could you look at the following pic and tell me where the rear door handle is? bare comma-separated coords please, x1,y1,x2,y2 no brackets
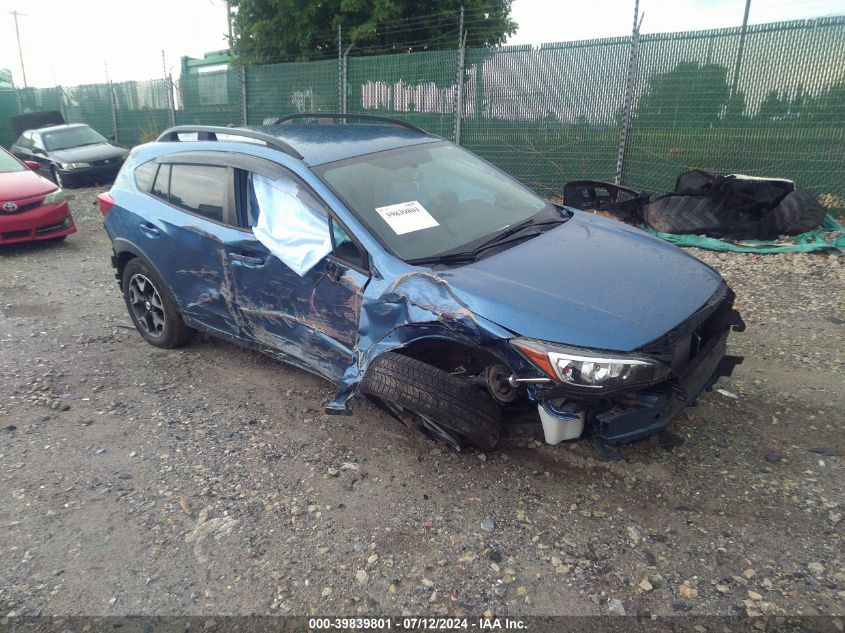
229,252,265,267
139,222,160,237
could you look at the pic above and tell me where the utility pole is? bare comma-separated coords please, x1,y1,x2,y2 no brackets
10,10,27,87
731,0,752,97
226,0,233,46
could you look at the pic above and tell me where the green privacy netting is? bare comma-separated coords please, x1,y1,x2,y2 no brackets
645,214,845,254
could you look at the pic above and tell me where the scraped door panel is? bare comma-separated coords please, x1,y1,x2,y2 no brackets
138,163,241,336
228,233,366,382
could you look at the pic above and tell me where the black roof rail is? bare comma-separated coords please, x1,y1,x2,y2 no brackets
273,113,426,135
156,125,304,160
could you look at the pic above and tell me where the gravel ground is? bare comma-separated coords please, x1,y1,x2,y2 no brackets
1,187,843,618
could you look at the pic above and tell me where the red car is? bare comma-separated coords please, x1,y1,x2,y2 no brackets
0,146,75,245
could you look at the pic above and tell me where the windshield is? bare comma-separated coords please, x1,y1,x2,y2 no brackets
43,126,108,151
0,150,25,173
316,142,553,261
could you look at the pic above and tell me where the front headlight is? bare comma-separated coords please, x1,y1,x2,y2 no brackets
43,189,67,205
59,162,90,170
511,337,670,392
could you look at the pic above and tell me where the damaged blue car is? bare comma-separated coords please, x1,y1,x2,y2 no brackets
100,114,745,456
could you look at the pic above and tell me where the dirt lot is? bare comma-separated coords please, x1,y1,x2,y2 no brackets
1,187,843,619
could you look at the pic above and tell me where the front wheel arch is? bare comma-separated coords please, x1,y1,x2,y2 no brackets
392,335,508,376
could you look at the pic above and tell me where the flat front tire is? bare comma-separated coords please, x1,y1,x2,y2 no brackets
361,352,501,451
121,258,194,348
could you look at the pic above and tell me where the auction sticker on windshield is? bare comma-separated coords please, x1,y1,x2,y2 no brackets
375,201,439,235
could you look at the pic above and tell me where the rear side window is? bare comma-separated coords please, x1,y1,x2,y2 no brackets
168,165,226,223
169,165,227,222
152,164,170,199
134,161,158,192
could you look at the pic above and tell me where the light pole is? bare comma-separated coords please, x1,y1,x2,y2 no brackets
9,10,27,88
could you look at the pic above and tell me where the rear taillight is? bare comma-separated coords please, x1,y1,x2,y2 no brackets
97,192,115,217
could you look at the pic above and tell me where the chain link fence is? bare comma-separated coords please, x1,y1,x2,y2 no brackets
247,58,340,125
624,17,845,201
347,49,460,140
461,40,631,200
1,16,843,209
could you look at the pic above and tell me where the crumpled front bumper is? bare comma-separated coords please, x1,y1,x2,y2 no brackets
524,283,745,447
592,330,741,445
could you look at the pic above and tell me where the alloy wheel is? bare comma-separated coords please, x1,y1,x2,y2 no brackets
128,274,166,338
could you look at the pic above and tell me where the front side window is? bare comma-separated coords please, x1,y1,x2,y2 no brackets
0,150,25,173
168,164,226,223
15,132,32,150
316,141,552,261
331,219,366,270
42,126,108,151
249,172,333,276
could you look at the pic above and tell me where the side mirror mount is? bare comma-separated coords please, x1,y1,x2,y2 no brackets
23,160,40,170
108,134,116,142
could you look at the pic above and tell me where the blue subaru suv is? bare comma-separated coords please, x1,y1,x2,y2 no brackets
100,114,744,456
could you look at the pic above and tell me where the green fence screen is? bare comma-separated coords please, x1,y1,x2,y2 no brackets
247,58,339,125
1,17,843,210
624,17,845,203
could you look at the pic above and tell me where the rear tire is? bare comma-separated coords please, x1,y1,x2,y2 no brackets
121,258,195,348
361,352,501,451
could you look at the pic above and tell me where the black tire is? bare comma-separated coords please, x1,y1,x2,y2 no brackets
50,166,65,189
121,258,195,348
361,352,501,451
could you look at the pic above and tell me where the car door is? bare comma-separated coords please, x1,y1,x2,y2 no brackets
11,132,38,168
27,132,53,178
226,168,370,383
130,158,243,336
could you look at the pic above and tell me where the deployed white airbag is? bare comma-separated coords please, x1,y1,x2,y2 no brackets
251,173,332,276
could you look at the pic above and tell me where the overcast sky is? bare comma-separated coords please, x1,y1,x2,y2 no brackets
0,0,842,88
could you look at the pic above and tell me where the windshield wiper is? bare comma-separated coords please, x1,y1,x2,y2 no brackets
475,216,568,252
407,217,569,267
406,252,479,266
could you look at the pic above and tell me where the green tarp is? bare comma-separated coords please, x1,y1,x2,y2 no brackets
645,214,845,254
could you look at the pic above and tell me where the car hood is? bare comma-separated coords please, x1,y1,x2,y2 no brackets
438,211,724,351
0,170,57,200
49,143,124,163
